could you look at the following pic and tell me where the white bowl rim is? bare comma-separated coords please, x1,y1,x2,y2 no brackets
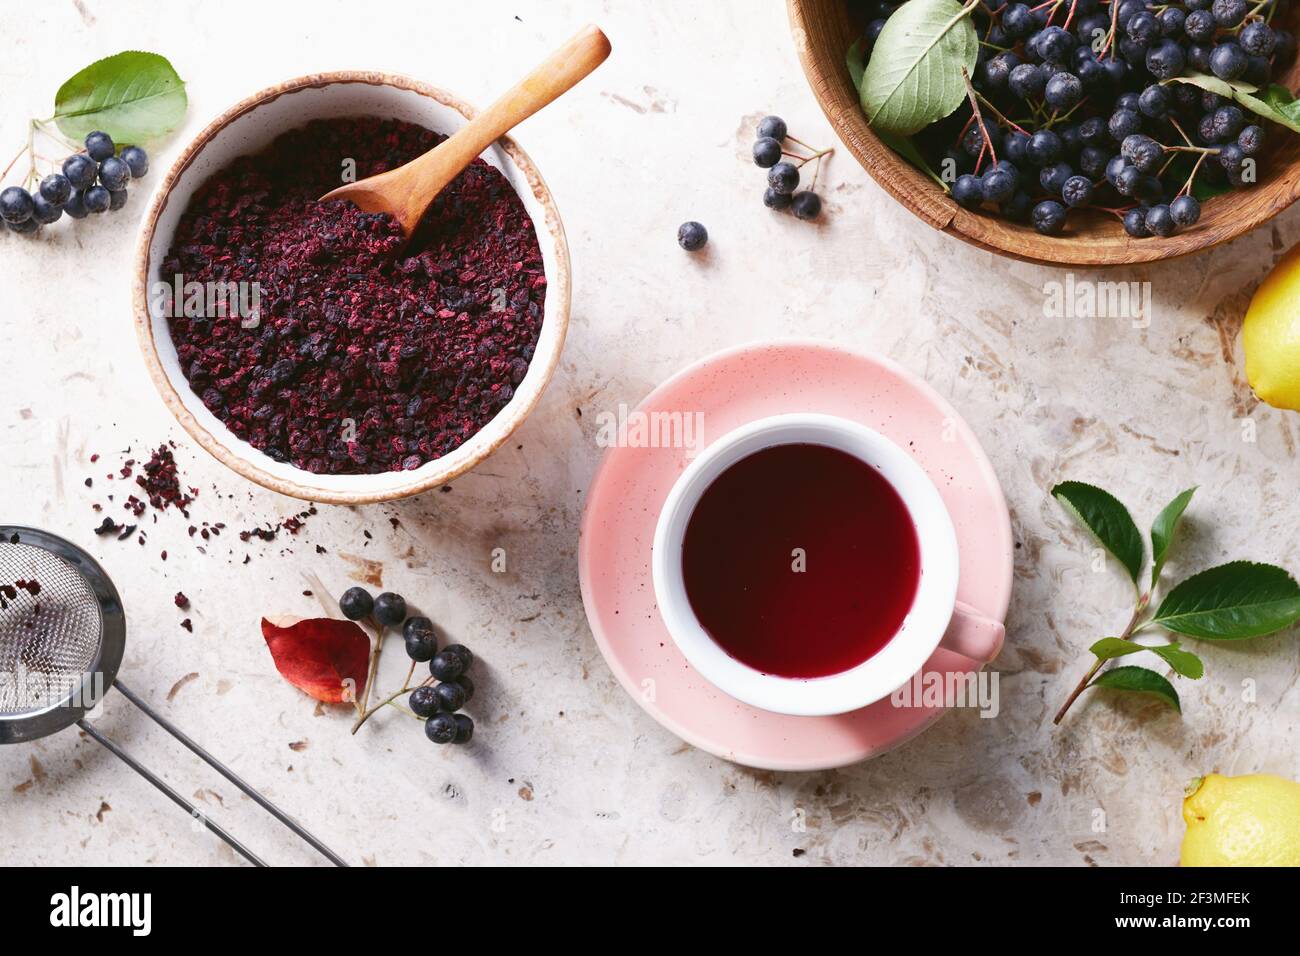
132,71,571,504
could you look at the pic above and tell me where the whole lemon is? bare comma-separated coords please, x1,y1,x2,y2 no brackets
1181,772,1300,866
1243,244,1300,411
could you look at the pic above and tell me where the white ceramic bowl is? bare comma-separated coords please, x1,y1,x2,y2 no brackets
132,72,570,504
652,413,961,716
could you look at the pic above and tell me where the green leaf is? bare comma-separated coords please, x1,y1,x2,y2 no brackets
1170,74,1300,134
1051,481,1145,587
1089,638,1204,679
53,51,187,144
1150,487,1196,588
847,36,868,90
1169,72,1255,100
859,0,979,136
1152,561,1300,639
1090,665,1181,712
878,130,950,192
1236,84,1300,135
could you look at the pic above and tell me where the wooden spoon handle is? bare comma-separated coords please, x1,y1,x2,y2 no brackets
397,24,611,226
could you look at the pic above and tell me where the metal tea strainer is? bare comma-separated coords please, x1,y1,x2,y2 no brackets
0,526,347,866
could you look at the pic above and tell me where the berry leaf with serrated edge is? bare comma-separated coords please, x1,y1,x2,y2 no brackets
53,51,187,144
261,616,369,704
1151,561,1300,639
1150,487,1196,588
859,0,980,137
1089,637,1204,679
1051,481,1145,587
1090,665,1181,712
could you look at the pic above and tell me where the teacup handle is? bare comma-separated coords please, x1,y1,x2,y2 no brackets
938,601,1005,665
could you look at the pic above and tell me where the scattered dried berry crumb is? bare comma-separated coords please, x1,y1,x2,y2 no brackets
180,618,193,633
137,444,195,515
238,506,318,543
174,592,190,610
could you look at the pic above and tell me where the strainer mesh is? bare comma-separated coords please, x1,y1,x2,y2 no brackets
0,542,103,715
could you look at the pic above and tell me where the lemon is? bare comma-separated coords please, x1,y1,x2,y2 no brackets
1243,243,1300,411
1181,772,1300,866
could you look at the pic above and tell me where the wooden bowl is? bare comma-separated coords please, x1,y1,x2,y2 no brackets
788,0,1300,265
133,72,570,505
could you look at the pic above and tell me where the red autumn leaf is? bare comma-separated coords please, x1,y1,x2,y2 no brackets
261,617,370,704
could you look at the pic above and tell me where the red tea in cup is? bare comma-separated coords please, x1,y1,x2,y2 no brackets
680,443,920,678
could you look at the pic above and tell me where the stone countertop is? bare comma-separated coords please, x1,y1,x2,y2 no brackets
2,0,1299,867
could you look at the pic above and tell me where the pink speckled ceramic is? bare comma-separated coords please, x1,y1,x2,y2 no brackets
577,339,1013,771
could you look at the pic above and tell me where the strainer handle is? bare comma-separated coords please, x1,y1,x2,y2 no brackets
114,680,348,867
77,718,267,867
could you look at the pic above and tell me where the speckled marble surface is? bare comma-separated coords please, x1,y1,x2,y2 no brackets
2,0,1299,867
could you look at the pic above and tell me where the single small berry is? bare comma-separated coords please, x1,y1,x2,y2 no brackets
108,188,128,212
443,643,474,668
763,186,793,210
454,674,475,705
434,681,467,713
1026,129,1063,166
338,586,374,620
409,685,440,718
39,173,72,206
83,185,111,213
403,616,438,661
430,650,466,682
373,592,407,626
677,220,708,251
6,216,39,235
1170,194,1202,226
98,156,130,191
756,115,787,141
952,174,984,209
1123,207,1151,238
753,137,782,168
424,712,458,744
62,154,97,190
767,161,799,194
1211,0,1247,28
1031,199,1067,235
1145,203,1177,237
30,194,62,225
0,187,34,224
84,131,115,162
120,145,149,178
1061,175,1093,207
1238,125,1265,156
63,190,89,219
790,191,822,220
452,714,474,744
1209,42,1248,80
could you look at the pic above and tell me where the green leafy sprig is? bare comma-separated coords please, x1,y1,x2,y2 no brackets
1051,482,1300,723
1,51,185,192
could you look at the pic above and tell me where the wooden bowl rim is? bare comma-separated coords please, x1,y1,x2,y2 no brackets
786,0,1300,266
132,70,572,505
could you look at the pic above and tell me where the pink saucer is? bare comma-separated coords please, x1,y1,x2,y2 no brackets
577,340,1013,771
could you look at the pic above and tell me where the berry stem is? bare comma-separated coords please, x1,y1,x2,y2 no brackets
350,657,419,734
961,67,998,166
1178,151,1208,197
975,92,1030,135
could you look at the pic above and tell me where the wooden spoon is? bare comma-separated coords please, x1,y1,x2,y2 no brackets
321,24,611,237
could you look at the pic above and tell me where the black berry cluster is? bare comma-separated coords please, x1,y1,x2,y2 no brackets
851,0,1297,238
339,586,476,745
751,114,830,220
0,130,149,235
